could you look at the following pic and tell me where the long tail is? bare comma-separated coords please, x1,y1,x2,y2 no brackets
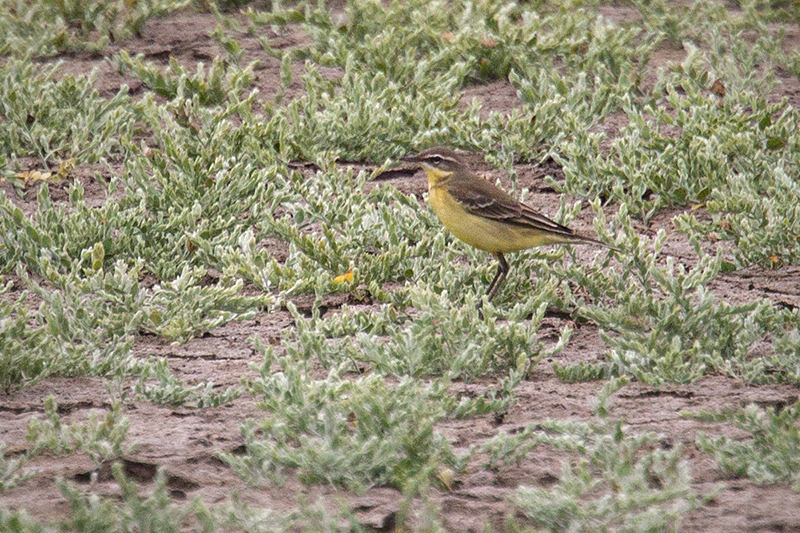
570,232,620,252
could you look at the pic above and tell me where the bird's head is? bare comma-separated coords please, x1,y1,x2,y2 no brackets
402,147,466,185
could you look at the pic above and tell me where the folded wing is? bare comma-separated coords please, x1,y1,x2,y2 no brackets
448,176,577,238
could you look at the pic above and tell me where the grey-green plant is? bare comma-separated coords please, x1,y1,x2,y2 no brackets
0,464,330,532
0,0,191,58
0,240,272,390
551,361,612,383
25,396,133,467
551,16,796,224
0,58,136,169
243,0,661,162
0,281,46,392
212,24,246,66
556,79,795,221
550,204,800,386
59,462,209,533
252,0,654,86
499,379,701,532
0,509,51,533
0,444,34,492
266,57,471,162
689,401,800,490
0,264,138,392
134,358,242,408
511,420,697,532
231,162,435,293
111,51,258,106
629,0,728,48
220,339,468,493
284,281,569,379
673,144,800,269
0,0,798,527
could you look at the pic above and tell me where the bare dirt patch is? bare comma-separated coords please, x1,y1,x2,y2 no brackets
1,4,800,532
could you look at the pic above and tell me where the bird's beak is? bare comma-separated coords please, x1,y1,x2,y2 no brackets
369,152,421,181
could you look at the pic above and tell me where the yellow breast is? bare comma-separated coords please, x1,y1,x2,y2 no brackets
427,180,561,254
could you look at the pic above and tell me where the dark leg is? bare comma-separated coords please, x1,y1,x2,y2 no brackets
485,253,509,303
483,259,504,302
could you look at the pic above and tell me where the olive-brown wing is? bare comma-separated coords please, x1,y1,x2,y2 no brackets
446,175,578,238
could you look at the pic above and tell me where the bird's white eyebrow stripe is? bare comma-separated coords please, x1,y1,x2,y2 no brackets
423,154,460,164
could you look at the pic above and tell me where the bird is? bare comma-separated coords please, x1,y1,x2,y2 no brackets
402,146,613,306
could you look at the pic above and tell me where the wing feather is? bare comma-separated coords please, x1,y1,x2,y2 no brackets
447,176,577,238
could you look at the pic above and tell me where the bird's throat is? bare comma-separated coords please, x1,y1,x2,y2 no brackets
422,167,453,188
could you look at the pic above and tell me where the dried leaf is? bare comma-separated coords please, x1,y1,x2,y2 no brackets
18,170,53,185
333,269,354,284
56,159,74,180
710,78,726,98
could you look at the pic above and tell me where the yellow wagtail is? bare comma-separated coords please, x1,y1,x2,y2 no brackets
403,147,612,304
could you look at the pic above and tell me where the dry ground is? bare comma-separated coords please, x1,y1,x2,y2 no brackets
1,3,800,531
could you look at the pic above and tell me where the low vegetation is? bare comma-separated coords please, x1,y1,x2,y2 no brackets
1,0,798,530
